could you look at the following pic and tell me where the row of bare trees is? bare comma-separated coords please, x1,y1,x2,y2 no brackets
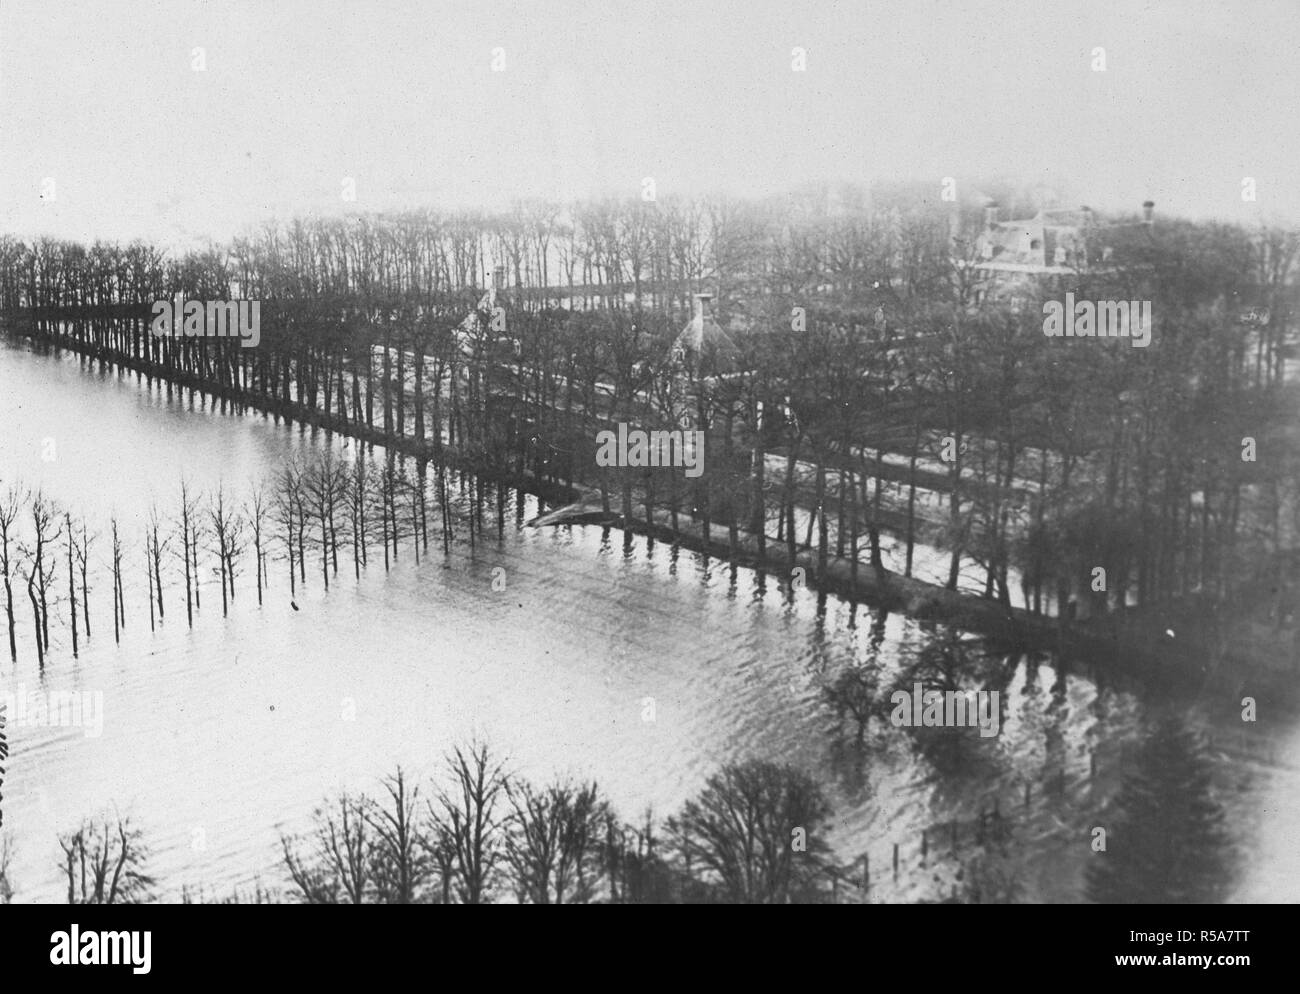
0,452,475,667
0,744,843,904
279,747,642,905
277,743,841,904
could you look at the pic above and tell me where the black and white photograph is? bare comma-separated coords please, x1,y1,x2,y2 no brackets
0,0,1294,964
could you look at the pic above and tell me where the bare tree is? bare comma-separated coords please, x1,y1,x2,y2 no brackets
363,767,431,903
505,778,610,904
64,513,78,657
822,665,880,744
71,516,93,643
109,516,125,643
147,505,168,622
248,483,269,606
279,836,338,904
20,492,61,667
348,455,369,579
58,814,155,904
0,487,22,662
281,791,372,904
176,481,202,626
145,532,155,632
275,464,306,597
667,760,834,904
304,454,348,590
426,739,510,904
208,487,245,617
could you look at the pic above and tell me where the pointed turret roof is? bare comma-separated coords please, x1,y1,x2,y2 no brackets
670,293,739,372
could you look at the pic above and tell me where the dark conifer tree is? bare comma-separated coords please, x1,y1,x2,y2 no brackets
1087,717,1233,903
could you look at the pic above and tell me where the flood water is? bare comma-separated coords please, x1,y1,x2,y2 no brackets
0,336,1295,903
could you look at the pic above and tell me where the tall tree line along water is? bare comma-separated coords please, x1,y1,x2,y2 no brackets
1,185,1295,637
0,185,1296,903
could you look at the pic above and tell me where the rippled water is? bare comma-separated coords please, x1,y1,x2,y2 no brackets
0,338,1295,903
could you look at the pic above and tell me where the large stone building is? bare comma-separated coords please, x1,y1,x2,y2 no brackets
969,200,1155,306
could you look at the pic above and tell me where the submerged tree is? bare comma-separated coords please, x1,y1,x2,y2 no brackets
823,664,881,744
71,516,93,645
0,486,21,662
176,481,202,626
208,487,245,617
20,492,60,667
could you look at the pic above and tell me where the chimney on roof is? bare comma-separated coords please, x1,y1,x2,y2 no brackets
492,266,506,290
984,202,999,230
1142,200,1155,226
1081,205,1094,226
694,292,713,322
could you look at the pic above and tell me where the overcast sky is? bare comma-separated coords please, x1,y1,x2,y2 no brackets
1,0,1296,250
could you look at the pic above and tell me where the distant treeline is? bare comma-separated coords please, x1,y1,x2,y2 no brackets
1,181,1297,624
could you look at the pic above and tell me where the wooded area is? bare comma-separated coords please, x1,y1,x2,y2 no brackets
1,182,1296,664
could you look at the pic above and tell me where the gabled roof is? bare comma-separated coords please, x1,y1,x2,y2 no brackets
670,308,740,372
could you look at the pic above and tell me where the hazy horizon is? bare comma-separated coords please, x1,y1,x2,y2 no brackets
3,0,1297,251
